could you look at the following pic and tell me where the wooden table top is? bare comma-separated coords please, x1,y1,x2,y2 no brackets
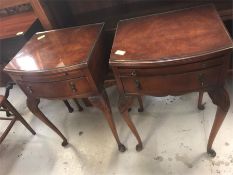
110,5,233,64
0,11,37,40
4,23,104,72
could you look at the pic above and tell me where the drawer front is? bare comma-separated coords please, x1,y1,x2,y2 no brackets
19,77,92,99
19,69,85,82
118,57,224,76
120,66,222,95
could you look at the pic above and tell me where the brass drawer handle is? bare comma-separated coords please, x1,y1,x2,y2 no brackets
131,70,137,77
131,70,141,90
135,79,141,90
69,82,77,93
26,86,33,94
198,73,206,87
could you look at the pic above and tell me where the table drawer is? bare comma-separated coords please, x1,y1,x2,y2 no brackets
120,66,222,95
19,69,85,82
18,77,91,99
118,57,224,76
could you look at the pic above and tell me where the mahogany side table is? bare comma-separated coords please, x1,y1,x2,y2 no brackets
110,5,233,156
4,23,126,152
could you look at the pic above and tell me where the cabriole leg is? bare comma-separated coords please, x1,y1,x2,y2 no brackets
73,98,83,111
198,91,205,110
119,95,143,151
137,95,144,112
82,98,92,107
63,100,74,113
207,88,230,157
27,98,68,146
89,90,126,152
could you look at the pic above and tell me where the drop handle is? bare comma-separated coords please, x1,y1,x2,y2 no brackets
134,79,142,90
26,86,33,94
131,70,141,90
69,82,77,93
131,70,137,77
198,73,206,87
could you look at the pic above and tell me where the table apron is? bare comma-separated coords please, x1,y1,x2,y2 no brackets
119,65,223,96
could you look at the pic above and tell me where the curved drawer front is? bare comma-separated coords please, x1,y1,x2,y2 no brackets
19,77,91,99
120,66,222,95
118,56,224,76
18,69,85,82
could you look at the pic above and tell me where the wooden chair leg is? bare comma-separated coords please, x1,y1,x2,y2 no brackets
6,110,12,117
0,99,36,144
73,98,83,111
3,100,36,135
2,82,15,117
0,118,16,144
63,100,74,113
0,107,12,117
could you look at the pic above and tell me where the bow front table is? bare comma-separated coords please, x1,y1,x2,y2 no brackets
110,5,232,156
4,23,126,152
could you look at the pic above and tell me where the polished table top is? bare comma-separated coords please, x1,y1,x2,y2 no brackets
4,23,103,72
110,5,232,64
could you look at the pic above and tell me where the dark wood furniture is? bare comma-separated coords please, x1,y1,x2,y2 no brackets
0,0,57,30
63,1,233,73
0,11,43,86
4,23,126,152
0,11,37,40
0,82,36,144
0,0,55,86
110,5,233,157
60,1,232,110
65,0,233,29
43,1,232,109
0,0,83,113
0,0,75,86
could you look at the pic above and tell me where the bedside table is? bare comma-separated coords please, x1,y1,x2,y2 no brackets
110,5,233,156
4,23,126,152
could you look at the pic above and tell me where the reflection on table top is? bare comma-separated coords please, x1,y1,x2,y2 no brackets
110,5,232,64
4,23,104,72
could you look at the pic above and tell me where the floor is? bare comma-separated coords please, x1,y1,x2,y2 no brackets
0,78,232,175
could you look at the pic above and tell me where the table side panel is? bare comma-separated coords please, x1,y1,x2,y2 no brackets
88,29,108,90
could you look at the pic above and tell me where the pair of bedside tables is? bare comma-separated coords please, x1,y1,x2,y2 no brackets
4,5,232,156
